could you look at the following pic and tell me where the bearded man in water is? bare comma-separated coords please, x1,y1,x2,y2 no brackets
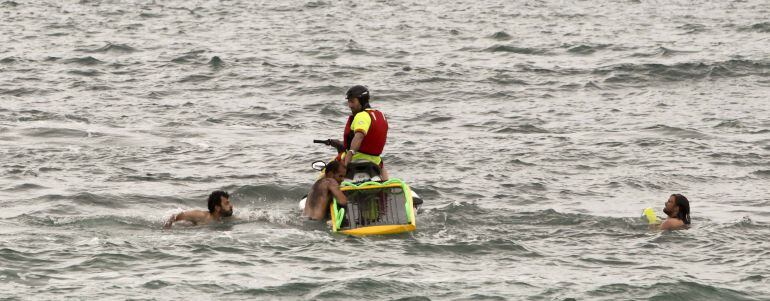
661,193,691,230
164,190,233,228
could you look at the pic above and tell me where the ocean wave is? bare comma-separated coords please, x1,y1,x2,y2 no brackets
19,127,92,138
81,42,138,54
35,192,188,210
178,74,214,83
713,119,746,129
427,116,453,122
121,172,186,182
67,69,103,77
493,124,549,134
143,279,172,289
16,214,156,229
722,216,770,230
0,56,21,64
0,87,40,97
147,90,180,99
6,109,59,122
304,1,329,8
483,44,548,55
171,50,207,63
739,22,770,33
564,43,611,55
237,207,303,226
306,278,437,300
414,76,455,83
597,59,770,84
579,256,637,266
588,281,758,301
0,247,58,266
290,84,340,96
227,111,281,121
515,64,576,75
751,170,770,178
405,112,453,123
319,105,346,117
67,253,140,270
139,12,165,18
708,152,766,167
677,23,708,34
643,125,708,139
630,46,698,58
489,31,512,40
228,281,323,298
426,204,648,232
231,184,308,202
584,81,603,89
63,56,104,66
486,73,529,85
406,237,538,257
508,159,536,166
2,183,47,192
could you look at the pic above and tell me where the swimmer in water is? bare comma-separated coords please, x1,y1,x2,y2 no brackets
163,190,233,228
303,160,348,220
660,193,691,230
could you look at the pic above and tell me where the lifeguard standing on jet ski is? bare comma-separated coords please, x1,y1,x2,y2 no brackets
330,85,389,180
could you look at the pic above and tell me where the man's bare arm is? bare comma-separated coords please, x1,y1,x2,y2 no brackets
163,212,183,229
327,179,348,206
163,210,208,228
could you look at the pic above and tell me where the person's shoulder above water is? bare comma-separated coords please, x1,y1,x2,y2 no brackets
660,214,685,230
303,160,348,221
660,193,691,230
163,190,234,229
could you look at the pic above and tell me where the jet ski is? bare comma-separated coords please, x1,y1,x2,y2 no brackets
299,140,423,236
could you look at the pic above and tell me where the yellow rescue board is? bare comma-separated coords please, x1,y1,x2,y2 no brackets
329,179,417,236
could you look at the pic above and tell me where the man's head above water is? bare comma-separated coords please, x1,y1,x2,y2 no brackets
324,160,346,184
659,193,690,230
208,190,233,217
663,193,690,224
302,160,349,221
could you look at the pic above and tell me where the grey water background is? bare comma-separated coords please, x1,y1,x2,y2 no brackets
1,0,769,299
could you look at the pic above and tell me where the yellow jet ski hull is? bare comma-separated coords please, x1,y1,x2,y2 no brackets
329,179,417,236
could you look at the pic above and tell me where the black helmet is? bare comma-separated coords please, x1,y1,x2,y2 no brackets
346,85,370,107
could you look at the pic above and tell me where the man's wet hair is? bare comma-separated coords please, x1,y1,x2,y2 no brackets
208,190,230,213
671,194,691,224
325,160,343,175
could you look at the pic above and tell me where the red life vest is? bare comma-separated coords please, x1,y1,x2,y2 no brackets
343,109,388,156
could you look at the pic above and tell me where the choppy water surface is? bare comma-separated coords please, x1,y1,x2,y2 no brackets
2,0,770,299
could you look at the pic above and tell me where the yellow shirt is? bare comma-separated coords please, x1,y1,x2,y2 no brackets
351,111,372,135
345,110,381,165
